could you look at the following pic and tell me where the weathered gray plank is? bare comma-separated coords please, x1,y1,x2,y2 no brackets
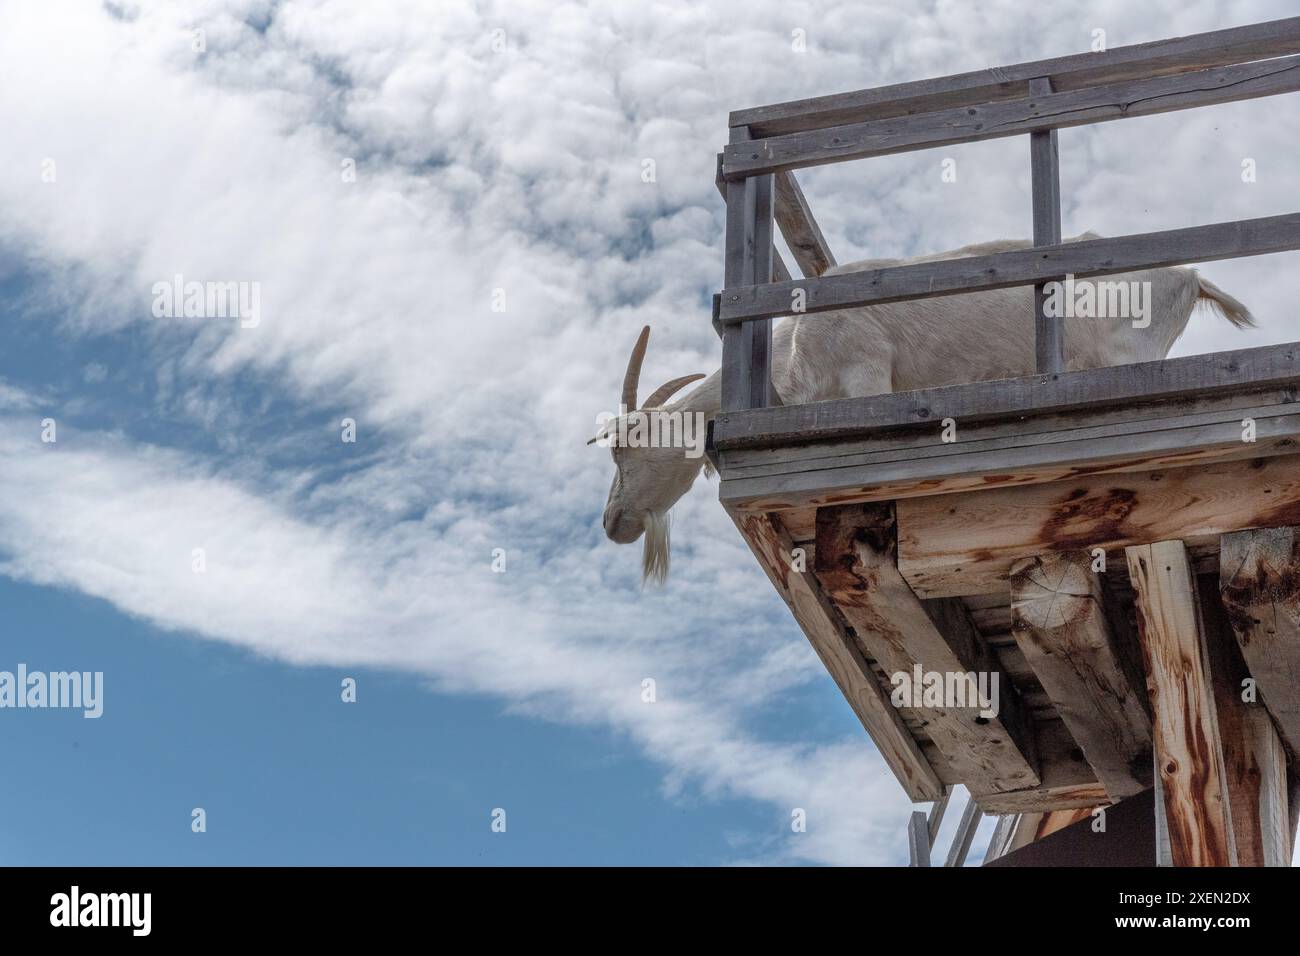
773,170,835,278
982,813,1019,863
927,787,952,845
908,810,931,866
721,168,776,410
813,503,1039,795
729,17,1300,137
748,174,775,409
1029,77,1063,375
945,797,983,867
728,509,943,799
723,53,1300,178
715,153,791,288
720,403,1300,513
713,341,1300,449
721,396,1300,485
717,213,1300,323
1126,541,1237,866
1010,552,1152,800
722,385,1300,475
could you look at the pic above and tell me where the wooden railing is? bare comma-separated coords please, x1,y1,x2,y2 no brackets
714,17,1300,412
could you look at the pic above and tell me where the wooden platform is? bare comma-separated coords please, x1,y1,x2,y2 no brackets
712,342,1300,864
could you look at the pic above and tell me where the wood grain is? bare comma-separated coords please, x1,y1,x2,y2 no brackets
729,17,1300,137
813,503,1039,794
896,454,1300,598
1011,552,1152,799
1126,541,1237,866
727,509,942,799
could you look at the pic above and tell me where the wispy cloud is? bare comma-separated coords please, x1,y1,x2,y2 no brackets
1,0,1297,864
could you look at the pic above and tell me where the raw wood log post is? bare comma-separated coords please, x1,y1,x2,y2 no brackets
814,502,1040,795
1028,77,1063,375
727,510,943,799
1010,551,1152,799
1125,540,1238,866
1199,574,1291,866
1219,527,1300,755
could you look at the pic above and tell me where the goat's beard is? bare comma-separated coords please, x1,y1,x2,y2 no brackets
641,510,671,586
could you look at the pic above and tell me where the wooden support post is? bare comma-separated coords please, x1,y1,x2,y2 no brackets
1126,540,1237,866
715,153,791,293
983,814,1018,863
1200,574,1291,866
728,510,943,800
1028,77,1063,375
1010,551,1151,799
1219,527,1300,756
908,810,931,866
720,129,775,412
814,503,1039,795
927,787,952,846
945,797,983,866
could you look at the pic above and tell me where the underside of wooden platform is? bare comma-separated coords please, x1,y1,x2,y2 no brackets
716,342,1300,862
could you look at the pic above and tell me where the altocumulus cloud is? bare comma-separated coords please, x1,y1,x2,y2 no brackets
0,0,1297,864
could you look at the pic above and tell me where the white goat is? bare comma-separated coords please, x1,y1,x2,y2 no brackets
594,233,1253,583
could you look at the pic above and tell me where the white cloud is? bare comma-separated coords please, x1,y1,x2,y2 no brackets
1,0,1297,864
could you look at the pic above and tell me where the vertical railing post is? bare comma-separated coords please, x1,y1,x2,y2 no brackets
1028,77,1064,375
720,129,774,412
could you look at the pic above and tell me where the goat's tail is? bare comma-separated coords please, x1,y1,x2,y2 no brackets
1195,273,1255,329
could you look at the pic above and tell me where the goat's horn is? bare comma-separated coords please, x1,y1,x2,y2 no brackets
621,325,650,411
642,373,705,409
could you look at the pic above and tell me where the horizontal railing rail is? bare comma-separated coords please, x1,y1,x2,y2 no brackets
728,16,1300,136
716,17,1300,415
717,213,1300,324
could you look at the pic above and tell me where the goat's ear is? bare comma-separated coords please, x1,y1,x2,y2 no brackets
586,435,599,445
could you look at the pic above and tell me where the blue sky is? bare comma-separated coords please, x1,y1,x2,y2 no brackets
1,0,1297,866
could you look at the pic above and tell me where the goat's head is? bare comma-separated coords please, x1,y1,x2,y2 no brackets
589,325,708,583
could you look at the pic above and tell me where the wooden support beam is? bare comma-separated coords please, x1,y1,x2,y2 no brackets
716,212,1300,324
1219,527,1300,758
897,453,1300,599
1200,574,1292,866
945,797,983,867
983,814,1019,863
813,503,1039,795
722,53,1300,178
730,17,1300,137
1126,541,1237,866
1028,77,1063,375
926,787,952,845
727,510,943,800
1010,552,1152,800
1006,811,1045,853
970,717,1108,813
773,171,835,278
908,811,931,866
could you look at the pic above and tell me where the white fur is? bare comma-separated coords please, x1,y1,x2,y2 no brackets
600,232,1254,581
